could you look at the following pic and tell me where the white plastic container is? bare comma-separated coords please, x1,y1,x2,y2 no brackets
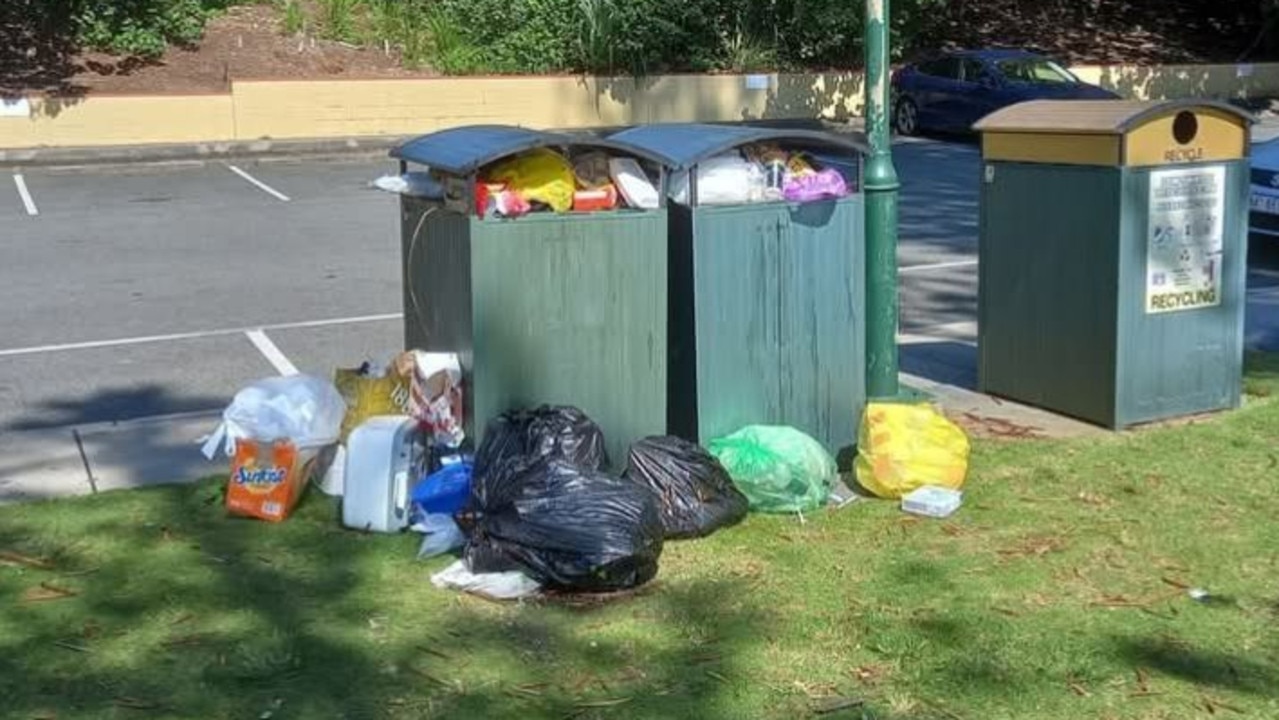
901,486,963,519
342,416,424,533
317,444,346,496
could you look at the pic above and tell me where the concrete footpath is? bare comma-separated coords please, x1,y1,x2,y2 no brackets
0,363,1100,506
0,411,224,504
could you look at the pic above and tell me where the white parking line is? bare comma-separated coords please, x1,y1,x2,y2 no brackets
899,259,978,274
12,174,37,216
898,320,978,346
245,329,299,376
227,164,290,202
0,312,402,358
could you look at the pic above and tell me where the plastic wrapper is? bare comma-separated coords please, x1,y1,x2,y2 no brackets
623,436,748,539
430,559,541,600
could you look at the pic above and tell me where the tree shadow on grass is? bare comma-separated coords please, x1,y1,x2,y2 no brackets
0,481,784,719
1111,635,1279,699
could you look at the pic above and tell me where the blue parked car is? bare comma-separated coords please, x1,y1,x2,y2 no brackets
891,49,1120,135
1249,137,1279,240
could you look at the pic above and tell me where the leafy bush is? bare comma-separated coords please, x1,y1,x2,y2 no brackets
74,0,233,57
434,0,578,73
317,0,359,42
422,0,944,74
63,0,945,70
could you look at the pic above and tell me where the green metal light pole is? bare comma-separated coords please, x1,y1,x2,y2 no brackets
863,0,900,399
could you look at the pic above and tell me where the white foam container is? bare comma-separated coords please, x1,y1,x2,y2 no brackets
901,486,963,519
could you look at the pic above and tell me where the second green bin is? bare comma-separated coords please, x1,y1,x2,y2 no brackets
609,124,868,455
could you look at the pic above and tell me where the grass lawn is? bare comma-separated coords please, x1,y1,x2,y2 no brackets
3,355,1278,720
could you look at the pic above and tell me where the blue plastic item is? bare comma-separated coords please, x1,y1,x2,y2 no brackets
411,461,473,515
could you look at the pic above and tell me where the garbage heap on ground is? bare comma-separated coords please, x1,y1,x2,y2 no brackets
203,354,971,601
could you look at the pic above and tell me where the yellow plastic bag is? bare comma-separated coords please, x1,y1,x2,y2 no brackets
483,148,575,212
854,402,970,499
333,357,413,442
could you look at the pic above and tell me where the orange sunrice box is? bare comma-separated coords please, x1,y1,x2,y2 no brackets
226,439,320,522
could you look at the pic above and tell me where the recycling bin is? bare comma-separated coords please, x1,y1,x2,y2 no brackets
391,125,669,461
608,123,867,454
974,100,1252,427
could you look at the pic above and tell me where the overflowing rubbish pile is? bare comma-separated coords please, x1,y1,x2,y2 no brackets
375,139,857,216
202,356,970,600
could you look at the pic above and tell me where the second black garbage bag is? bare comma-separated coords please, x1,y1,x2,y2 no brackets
623,436,749,540
472,406,609,486
460,457,664,591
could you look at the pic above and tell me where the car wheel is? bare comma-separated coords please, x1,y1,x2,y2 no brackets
894,97,919,136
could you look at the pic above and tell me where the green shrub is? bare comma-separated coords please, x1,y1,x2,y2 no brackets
318,0,359,42
280,0,306,36
74,0,232,57
434,0,578,73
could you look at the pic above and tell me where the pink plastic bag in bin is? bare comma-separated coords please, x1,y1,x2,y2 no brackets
403,351,465,447
783,168,849,203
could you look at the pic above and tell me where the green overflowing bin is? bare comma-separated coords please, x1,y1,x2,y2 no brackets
392,126,670,461
974,100,1252,427
609,124,867,454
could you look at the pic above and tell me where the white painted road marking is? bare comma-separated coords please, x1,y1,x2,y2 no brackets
227,164,291,202
245,329,299,376
12,174,37,216
0,312,402,358
899,259,979,274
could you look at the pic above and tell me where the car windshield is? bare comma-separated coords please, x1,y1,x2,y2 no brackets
996,58,1077,84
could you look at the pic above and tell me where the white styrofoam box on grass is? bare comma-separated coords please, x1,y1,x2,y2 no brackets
901,485,963,519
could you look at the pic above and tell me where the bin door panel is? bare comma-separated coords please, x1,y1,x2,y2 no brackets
978,163,1121,425
1114,164,1247,425
691,206,784,442
470,213,668,463
778,197,864,454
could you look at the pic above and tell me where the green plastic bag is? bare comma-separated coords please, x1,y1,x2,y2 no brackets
708,426,836,513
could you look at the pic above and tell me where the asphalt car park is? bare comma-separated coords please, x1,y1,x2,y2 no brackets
1,137,1274,434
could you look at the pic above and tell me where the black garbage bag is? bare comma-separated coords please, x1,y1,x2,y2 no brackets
461,458,664,591
472,406,609,490
623,436,749,540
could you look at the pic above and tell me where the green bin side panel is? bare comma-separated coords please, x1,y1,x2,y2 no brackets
1113,162,1248,426
778,198,864,455
685,204,783,444
978,164,1121,426
680,197,863,454
469,212,668,465
402,198,472,353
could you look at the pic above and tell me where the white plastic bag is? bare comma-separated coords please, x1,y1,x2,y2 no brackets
670,153,762,206
370,172,443,199
201,375,346,459
430,559,541,600
414,513,466,558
